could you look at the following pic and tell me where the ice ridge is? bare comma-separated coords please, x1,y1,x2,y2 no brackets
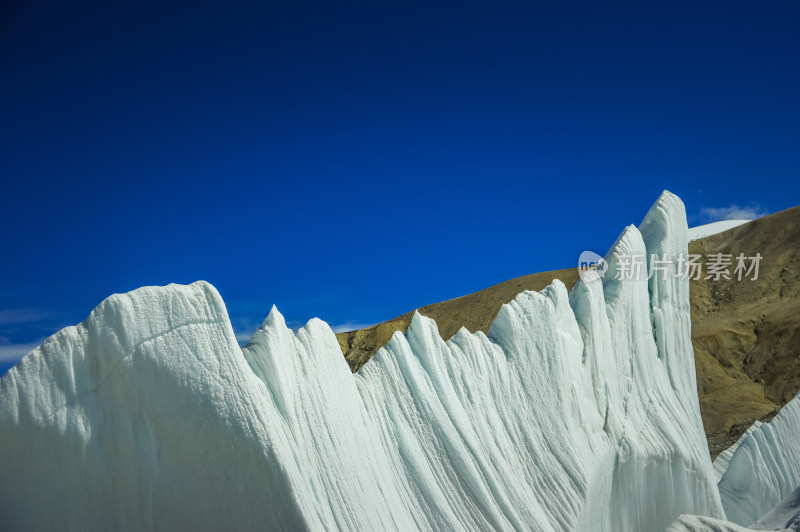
0,191,725,531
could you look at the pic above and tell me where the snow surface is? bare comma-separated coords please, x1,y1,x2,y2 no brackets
688,219,750,241
0,191,726,530
714,393,800,527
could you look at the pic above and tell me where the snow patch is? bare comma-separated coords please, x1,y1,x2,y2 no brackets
688,219,750,241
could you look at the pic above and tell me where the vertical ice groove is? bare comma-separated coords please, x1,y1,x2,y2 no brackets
638,191,698,412
242,305,297,420
0,192,727,531
638,192,711,464
713,421,763,483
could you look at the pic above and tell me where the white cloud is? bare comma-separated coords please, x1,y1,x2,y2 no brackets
229,315,261,346
0,339,45,363
699,204,768,222
330,321,376,334
234,329,255,345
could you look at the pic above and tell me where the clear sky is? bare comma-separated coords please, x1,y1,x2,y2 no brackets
1,0,798,374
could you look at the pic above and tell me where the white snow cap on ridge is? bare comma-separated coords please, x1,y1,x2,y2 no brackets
0,191,725,531
688,219,751,241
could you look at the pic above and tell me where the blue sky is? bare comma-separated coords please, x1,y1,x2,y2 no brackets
1,0,798,374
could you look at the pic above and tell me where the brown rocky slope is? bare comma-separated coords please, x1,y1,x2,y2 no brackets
336,206,800,458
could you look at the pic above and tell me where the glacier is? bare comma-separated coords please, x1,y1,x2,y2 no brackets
713,420,765,484
666,392,800,531
0,191,728,530
713,393,800,527
669,483,800,532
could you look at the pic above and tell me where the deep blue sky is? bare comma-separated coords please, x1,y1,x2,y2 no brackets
1,0,798,373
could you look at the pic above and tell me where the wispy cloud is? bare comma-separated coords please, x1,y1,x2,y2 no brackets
230,314,377,345
230,316,260,346
330,321,376,333
0,338,45,363
699,204,768,223
0,308,57,326
234,329,256,345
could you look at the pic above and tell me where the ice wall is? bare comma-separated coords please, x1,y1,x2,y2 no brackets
0,191,724,530
714,393,800,526
713,421,764,483
0,283,311,530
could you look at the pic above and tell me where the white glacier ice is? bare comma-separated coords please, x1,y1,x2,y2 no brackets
0,283,313,529
668,392,800,531
667,395,800,532
0,191,727,530
668,485,800,531
713,420,764,483
713,393,800,527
